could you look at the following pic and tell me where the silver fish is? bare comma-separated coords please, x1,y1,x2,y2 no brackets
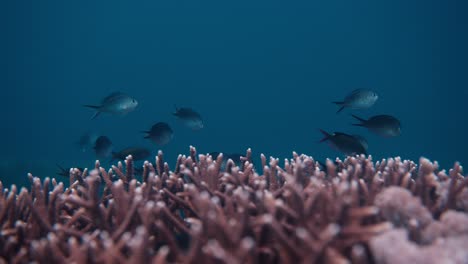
352,114,401,137
173,106,204,130
84,92,138,119
319,129,367,156
143,122,174,145
333,89,378,113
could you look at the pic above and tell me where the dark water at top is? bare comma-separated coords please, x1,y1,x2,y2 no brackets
1,0,467,187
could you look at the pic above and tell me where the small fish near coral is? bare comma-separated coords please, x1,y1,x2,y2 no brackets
319,129,368,156
173,106,204,130
333,89,378,113
351,114,401,137
142,122,174,146
83,92,138,119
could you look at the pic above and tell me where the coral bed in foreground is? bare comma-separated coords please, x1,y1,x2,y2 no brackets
1,147,468,264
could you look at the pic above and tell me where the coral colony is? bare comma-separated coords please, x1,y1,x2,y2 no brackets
1,147,468,263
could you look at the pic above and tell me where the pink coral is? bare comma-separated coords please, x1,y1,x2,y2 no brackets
0,148,466,263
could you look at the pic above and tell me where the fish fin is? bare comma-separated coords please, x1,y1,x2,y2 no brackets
351,114,366,122
55,164,68,176
332,102,345,113
83,105,100,109
318,129,331,143
351,114,367,126
56,163,66,171
141,131,150,138
90,111,101,120
83,105,101,119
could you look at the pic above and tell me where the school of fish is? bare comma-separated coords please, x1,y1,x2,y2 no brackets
68,89,401,174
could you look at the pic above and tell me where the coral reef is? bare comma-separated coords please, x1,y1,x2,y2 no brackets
0,147,467,263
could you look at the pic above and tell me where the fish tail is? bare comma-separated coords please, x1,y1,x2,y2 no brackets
55,164,67,176
332,102,345,113
140,131,150,138
351,114,366,126
351,114,366,122
318,129,331,143
83,105,101,119
56,163,65,171
90,112,101,120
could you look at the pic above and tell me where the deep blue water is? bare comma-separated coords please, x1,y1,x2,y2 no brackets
2,0,467,187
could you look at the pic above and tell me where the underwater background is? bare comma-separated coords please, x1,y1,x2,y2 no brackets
1,0,467,188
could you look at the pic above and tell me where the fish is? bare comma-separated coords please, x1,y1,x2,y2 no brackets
111,147,151,161
351,114,401,137
333,89,378,113
319,129,368,156
76,131,98,152
84,92,138,119
94,136,113,159
142,122,174,145
173,106,204,130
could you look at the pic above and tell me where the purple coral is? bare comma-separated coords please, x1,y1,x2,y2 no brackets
374,186,433,229
370,229,468,264
0,148,466,263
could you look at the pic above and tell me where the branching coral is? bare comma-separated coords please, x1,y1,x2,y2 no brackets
0,148,467,263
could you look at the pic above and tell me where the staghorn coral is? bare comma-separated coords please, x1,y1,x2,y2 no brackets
0,147,466,263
